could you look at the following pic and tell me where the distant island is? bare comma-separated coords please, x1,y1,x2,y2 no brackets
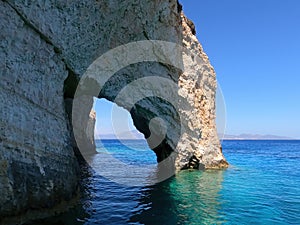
95,130,145,140
219,133,297,140
96,131,298,140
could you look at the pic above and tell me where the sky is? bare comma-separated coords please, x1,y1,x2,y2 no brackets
94,0,300,139
180,0,300,138
94,98,140,138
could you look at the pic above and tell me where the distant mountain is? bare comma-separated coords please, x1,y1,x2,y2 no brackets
95,130,144,140
219,133,295,140
96,130,296,140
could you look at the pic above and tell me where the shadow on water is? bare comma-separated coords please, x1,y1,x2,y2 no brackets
27,151,225,225
129,169,225,225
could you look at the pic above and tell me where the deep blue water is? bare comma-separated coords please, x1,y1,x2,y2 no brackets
36,140,300,225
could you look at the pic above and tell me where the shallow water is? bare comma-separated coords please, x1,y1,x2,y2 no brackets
34,140,300,224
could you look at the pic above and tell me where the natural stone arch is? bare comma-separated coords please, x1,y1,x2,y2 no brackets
71,40,227,172
0,0,228,222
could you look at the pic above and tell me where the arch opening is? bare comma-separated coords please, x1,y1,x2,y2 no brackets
62,61,183,175
66,40,228,179
93,98,145,141
93,98,157,166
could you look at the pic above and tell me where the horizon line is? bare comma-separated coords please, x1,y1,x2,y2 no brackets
95,138,300,141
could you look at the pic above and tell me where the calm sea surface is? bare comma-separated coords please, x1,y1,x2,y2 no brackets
34,140,300,225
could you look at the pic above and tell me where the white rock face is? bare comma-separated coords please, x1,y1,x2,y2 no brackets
0,1,78,221
177,14,228,169
0,0,227,222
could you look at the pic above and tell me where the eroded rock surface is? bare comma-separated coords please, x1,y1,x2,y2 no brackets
0,0,227,222
0,1,78,222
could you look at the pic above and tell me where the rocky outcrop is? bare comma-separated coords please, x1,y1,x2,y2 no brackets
179,14,228,169
64,98,96,158
0,2,78,223
0,0,227,222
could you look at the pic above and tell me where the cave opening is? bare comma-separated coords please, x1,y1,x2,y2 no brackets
93,98,145,141
62,62,181,167
92,98,159,167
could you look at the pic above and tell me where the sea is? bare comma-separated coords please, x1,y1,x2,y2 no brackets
33,140,300,225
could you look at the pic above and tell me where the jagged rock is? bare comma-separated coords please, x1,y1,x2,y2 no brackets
0,0,228,222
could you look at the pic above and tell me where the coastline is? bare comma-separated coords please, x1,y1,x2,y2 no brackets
221,139,300,141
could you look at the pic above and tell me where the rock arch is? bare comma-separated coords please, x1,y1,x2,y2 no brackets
0,0,227,222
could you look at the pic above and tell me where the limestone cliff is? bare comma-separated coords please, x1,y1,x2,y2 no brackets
0,0,227,222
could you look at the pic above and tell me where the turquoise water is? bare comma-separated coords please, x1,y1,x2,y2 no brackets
35,140,300,224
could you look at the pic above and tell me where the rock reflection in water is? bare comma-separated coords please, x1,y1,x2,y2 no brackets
130,170,225,225
29,149,225,225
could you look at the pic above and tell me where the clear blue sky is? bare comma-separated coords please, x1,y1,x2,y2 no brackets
180,0,300,138
94,98,137,137
94,0,300,139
